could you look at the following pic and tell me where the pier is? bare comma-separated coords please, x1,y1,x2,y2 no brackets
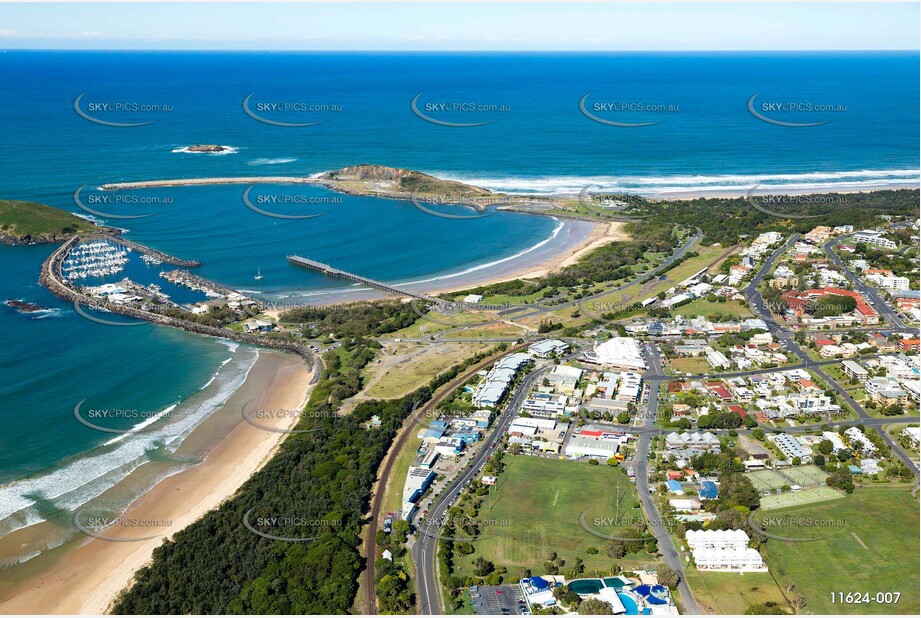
287,255,439,302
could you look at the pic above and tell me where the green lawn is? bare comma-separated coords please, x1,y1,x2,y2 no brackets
672,298,753,319
451,455,655,578
683,571,789,615
583,244,725,314
760,488,920,615
668,356,712,375
381,436,423,518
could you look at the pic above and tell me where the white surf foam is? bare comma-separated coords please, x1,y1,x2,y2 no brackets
438,168,921,196
0,347,258,535
248,157,297,166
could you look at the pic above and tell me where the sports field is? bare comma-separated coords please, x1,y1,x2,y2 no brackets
745,465,842,509
451,455,654,577
683,571,789,615
760,488,920,615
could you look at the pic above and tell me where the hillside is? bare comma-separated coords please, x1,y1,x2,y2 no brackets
0,199,107,245
319,164,497,202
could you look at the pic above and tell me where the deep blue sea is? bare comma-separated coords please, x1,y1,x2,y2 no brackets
0,51,918,552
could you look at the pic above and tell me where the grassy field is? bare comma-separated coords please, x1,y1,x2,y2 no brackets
580,244,727,315
760,488,920,615
672,298,754,319
451,455,656,578
683,570,789,615
668,356,712,375
0,199,102,240
758,486,843,510
363,342,491,399
380,435,423,518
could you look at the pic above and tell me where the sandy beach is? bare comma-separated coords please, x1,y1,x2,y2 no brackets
261,218,629,313
0,350,314,615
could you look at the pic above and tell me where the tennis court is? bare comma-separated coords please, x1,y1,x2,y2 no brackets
758,486,843,510
780,464,827,487
744,469,789,493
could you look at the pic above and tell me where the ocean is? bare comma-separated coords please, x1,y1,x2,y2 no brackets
0,51,917,565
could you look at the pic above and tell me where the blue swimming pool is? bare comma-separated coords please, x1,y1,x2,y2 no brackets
618,592,640,615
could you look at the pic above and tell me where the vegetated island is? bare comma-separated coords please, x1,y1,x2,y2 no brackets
97,164,646,219
0,199,112,245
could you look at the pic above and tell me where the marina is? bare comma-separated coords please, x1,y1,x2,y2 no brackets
62,239,129,280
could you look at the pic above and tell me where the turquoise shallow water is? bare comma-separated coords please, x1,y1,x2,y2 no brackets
0,50,917,559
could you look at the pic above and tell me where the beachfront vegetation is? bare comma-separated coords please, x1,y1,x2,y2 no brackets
451,218,678,301
280,300,419,339
0,198,104,243
639,188,919,247
111,301,500,614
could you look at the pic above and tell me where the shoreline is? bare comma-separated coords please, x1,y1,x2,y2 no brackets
426,219,630,295
261,217,624,312
0,350,315,615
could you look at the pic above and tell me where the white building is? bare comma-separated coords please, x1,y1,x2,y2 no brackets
686,529,767,572
853,231,897,250
665,431,720,450
821,431,848,454
472,353,531,407
844,427,877,455
769,433,812,462
901,426,920,447
841,360,869,382
615,371,643,403
581,337,647,370
528,339,569,358
866,274,910,290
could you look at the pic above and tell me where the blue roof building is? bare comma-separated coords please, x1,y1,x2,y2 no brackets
665,480,684,494
698,480,719,500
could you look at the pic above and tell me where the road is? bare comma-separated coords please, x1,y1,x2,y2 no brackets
361,343,528,614
634,345,701,616
823,235,908,330
382,227,704,346
742,234,918,477
414,364,552,615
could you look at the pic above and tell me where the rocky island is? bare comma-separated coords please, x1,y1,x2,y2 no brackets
4,299,48,313
185,144,229,153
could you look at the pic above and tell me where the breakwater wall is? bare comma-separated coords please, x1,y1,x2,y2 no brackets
40,236,316,366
